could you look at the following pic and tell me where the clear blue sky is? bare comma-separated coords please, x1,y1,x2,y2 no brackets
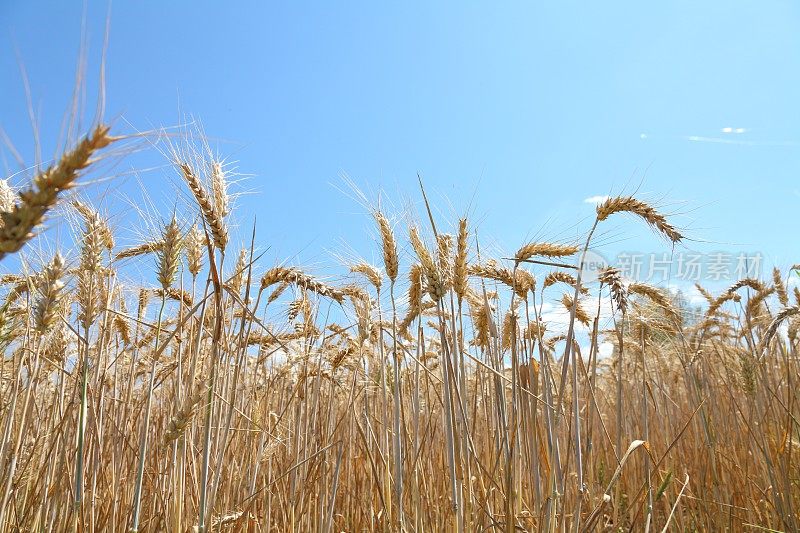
1,2,798,292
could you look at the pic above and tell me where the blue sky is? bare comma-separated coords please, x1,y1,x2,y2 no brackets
1,1,798,296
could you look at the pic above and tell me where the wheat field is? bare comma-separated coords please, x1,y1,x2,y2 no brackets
0,122,797,533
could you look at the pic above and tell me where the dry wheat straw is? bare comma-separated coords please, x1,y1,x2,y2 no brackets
596,196,683,243
260,266,344,303
599,267,627,315
209,160,230,219
628,282,681,324
454,218,469,300
0,125,112,259
178,162,228,251
115,240,164,260
351,262,383,291
410,226,445,301
375,212,398,283
773,268,789,306
33,253,66,333
760,305,800,355
515,242,580,263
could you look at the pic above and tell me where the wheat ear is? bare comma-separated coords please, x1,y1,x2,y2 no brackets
0,125,113,259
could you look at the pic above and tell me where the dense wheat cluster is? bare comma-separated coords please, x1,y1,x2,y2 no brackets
0,124,798,533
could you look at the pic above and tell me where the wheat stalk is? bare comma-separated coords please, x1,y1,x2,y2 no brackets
515,242,580,263
596,196,682,243
0,125,113,259
178,162,228,251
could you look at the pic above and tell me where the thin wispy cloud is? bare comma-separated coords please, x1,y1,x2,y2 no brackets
583,195,609,205
686,135,758,145
640,131,800,147
686,136,800,147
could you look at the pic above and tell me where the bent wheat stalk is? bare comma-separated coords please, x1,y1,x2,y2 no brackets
0,125,113,260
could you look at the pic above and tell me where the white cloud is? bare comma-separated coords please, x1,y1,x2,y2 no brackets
579,341,614,361
722,127,733,133
598,341,614,358
687,135,754,145
583,195,610,205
